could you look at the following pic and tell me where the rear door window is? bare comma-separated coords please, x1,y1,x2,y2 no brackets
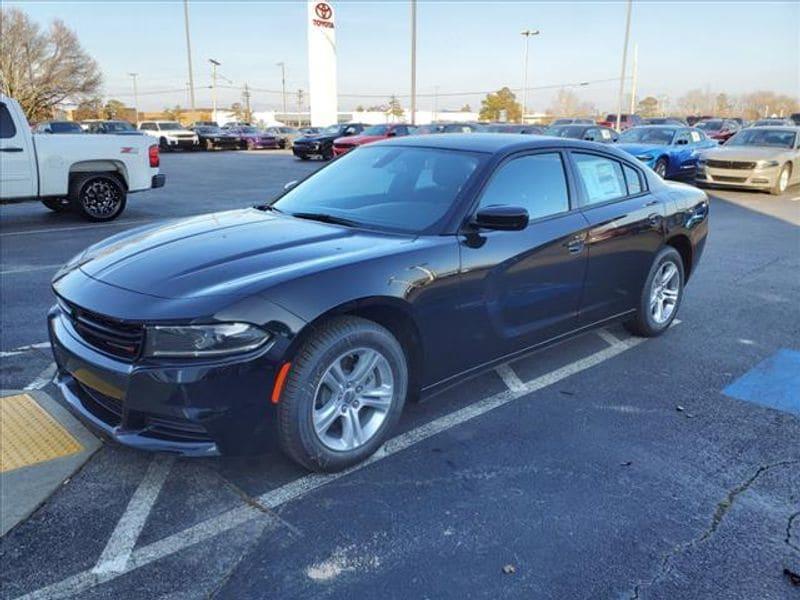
0,103,17,139
572,153,627,206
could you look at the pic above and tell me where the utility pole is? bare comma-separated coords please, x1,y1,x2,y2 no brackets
520,29,540,124
628,43,639,116
276,62,287,122
410,0,417,125
183,0,196,110
243,83,251,123
297,89,304,126
209,59,220,122
615,0,633,131
128,72,139,122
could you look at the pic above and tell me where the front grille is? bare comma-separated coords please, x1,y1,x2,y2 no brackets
145,415,211,443
61,299,144,360
706,159,756,170
713,175,748,183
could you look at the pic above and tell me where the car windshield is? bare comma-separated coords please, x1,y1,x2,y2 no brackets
546,125,586,138
158,122,183,131
362,125,390,136
320,124,343,134
279,127,296,133
755,120,786,126
272,146,483,233
696,120,723,130
198,126,223,133
104,122,135,132
726,129,796,149
619,127,676,145
552,119,572,126
239,126,258,133
50,122,83,133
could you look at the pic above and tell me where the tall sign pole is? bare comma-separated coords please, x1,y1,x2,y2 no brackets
307,1,337,126
410,0,417,125
615,0,633,131
183,0,196,110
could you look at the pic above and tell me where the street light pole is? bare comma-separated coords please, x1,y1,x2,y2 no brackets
628,42,639,116
615,0,633,131
276,62,287,121
128,72,139,123
410,0,417,125
209,59,220,122
520,29,540,124
183,0,196,110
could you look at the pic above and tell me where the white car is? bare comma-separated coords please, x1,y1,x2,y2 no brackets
138,121,199,151
0,95,165,221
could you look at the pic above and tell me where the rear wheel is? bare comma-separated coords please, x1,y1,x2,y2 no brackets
69,173,127,222
624,246,684,337
322,147,334,161
42,198,70,212
277,316,408,472
771,164,791,195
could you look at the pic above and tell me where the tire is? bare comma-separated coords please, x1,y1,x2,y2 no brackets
69,173,127,222
770,164,791,196
654,157,668,179
159,137,171,152
322,147,334,161
246,139,255,151
42,197,70,212
205,139,214,151
277,316,408,472
624,246,684,337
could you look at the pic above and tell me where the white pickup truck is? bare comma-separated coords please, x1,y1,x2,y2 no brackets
0,95,165,221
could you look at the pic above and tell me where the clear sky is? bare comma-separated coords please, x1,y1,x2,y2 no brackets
7,0,800,113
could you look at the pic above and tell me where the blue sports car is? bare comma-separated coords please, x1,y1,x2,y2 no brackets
616,125,718,179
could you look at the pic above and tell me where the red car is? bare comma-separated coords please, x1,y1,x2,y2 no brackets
694,118,740,143
333,123,411,157
597,113,644,131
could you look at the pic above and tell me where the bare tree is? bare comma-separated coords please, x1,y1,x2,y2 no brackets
0,8,102,122
548,89,593,118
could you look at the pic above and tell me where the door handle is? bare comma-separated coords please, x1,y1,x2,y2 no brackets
642,199,658,207
0,147,24,152
565,235,585,254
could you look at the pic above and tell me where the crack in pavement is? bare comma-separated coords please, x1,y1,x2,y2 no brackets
786,511,800,554
629,459,800,599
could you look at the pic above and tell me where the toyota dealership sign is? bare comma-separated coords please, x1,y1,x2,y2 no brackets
307,1,337,126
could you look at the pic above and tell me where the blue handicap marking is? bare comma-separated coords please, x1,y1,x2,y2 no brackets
723,349,800,416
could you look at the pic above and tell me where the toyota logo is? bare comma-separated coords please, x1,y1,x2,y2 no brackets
315,2,332,19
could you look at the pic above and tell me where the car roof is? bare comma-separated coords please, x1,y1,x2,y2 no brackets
374,132,626,155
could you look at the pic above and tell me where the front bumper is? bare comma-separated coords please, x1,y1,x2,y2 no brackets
166,137,199,149
48,305,284,456
696,166,779,191
292,144,324,158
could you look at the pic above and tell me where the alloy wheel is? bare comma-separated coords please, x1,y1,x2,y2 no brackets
81,179,122,219
655,160,667,178
778,167,789,193
312,347,394,451
649,261,680,325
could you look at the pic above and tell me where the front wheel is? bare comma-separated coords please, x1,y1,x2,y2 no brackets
69,173,127,222
624,246,684,337
771,164,791,196
654,157,668,179
277,316,408,472
42,197,70,212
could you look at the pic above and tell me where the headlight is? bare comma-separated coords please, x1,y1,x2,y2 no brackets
636,154,654,162
144,323,270,357
755,160,779,169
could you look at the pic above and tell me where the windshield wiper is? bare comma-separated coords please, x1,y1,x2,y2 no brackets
255,204,283,213
291,212,360,227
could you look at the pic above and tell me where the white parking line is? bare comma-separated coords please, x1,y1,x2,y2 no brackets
23,363,56,391
1,342,51,359
494,364,526,392
92,456,175,575
0,220,153,238
0,264,62,276
16,331,647,600
596,328,625,348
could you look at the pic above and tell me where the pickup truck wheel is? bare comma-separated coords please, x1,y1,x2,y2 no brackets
70,173,127,222
42,198,70,212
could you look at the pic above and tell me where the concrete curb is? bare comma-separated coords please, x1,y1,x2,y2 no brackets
1,388,101,537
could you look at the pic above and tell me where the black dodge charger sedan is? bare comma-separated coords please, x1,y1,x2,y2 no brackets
49,134,709,471
292,123,365,160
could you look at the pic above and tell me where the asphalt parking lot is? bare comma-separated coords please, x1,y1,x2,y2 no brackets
1,150,799,599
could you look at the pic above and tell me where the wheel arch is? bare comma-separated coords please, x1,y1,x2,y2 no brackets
665,233,693,281
285,296,424,399
68,160,129,190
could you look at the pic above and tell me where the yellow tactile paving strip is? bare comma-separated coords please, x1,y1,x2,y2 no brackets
0,394,83,473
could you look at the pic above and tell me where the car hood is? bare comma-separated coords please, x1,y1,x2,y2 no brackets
700,146,791,161
296,133,338,143
617,143,671,156
74,209,412,299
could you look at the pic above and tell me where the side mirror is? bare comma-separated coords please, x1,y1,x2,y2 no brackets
283,180,298,191
472,205,529,231
676,139,689,145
